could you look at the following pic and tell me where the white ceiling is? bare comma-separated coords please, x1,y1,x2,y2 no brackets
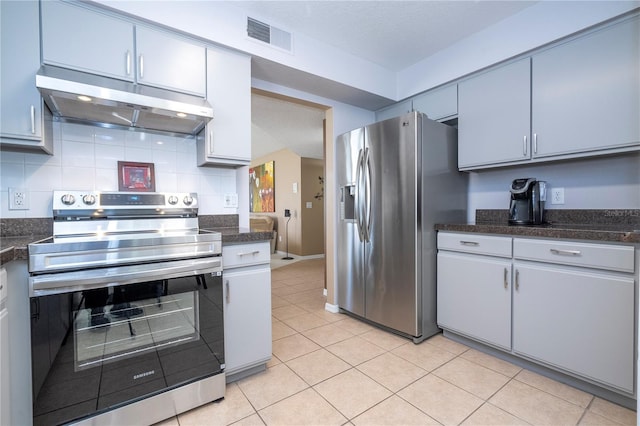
245,1,539,160
233,1,537,71
252,92,326,160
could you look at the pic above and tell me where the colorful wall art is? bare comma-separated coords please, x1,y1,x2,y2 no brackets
249,161,275,212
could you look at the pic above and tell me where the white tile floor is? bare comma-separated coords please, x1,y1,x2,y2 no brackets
155,258,636,426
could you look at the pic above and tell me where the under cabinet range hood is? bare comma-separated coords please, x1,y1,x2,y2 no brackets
36,66,213,135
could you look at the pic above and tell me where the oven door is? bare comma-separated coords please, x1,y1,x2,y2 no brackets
29,257,224,426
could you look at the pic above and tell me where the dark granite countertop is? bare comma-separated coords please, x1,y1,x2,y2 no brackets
204,227,274,244
436,209,640,244
1,235,50,265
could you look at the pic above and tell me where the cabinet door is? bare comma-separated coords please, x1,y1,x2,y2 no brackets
532,17,640,158
513,263,634,393
412,84,457,122
223,265,272,375
135,26,206,96
198,48,251,166
437,252,512,350
458,58,531,169
41,1,134,81
0,0,49,151
375,100,412,122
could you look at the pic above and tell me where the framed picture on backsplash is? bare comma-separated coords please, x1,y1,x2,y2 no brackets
118,161,156,192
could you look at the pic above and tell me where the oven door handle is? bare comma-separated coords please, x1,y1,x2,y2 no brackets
29,256,222,297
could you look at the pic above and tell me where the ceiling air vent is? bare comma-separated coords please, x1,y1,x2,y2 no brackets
247,17,292,52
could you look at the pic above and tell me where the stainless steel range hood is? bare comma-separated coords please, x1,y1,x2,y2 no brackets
36,66,213,135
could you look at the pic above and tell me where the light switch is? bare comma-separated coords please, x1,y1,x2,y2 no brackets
292,182,298,194
224,193,238,208
306,202,312,208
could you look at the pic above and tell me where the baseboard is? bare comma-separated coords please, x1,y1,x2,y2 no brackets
324,302,339,313
273,251,325,260
443,330,636,411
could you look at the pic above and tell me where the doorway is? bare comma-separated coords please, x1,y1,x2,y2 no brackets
250,89,330,257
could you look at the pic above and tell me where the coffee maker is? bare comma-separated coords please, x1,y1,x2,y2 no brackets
508,178,547,225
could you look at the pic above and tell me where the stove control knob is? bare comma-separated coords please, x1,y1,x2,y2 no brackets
82,194,96,205
183,195,194,206
168,195,179,205
61,194,75,205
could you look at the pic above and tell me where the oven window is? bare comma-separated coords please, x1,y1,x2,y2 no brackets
31,272,223,426
74,285,199,371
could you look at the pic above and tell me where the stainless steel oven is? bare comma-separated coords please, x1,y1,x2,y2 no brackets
28,191,224,426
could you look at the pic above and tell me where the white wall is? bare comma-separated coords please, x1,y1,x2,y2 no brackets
399,1,639,99
0,121,239,218
252,78,376,138
466,153,640,222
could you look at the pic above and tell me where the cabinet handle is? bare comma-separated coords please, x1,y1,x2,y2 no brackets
209,130,214,155
30,105,36,134
550,248,581,256
533,133,538,154
503,268,508,289
126,51,131,75
139,54,144,79
523,135,528,156
225,280,230,303
515,269,520,291
237,250,260,256
31,298,40,320
459,240,479,246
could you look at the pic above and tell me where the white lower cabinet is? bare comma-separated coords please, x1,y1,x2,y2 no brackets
437,232,637,396
437,251,511,350
222,242,272,380
513,263,634,393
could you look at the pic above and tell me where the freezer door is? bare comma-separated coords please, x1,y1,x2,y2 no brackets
336,128,365,317
364,113,420,336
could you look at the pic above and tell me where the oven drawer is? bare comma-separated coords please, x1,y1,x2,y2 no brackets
223,242,270,269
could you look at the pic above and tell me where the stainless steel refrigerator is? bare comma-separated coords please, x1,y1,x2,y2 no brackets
336,111,467,343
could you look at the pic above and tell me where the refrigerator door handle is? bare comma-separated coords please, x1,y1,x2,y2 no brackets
355,148,365,242
363,147,372,242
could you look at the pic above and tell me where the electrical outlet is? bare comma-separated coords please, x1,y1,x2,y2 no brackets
551,187,565,205
9,188,30,210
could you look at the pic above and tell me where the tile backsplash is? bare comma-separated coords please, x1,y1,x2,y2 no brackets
0,121,239,218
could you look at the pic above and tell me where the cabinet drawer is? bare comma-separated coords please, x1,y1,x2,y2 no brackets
513,239,634,273
438,232,512,258
223,242,271,269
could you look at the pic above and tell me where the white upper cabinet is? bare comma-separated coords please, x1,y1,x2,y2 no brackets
531,16,640,158
41,1,206,97
197,47,251,167
412,84,458,122
135,26,206,96
457,16,639,171
458,58,531,169
1,0,52,153
375,100,412,122
42,1,135,81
